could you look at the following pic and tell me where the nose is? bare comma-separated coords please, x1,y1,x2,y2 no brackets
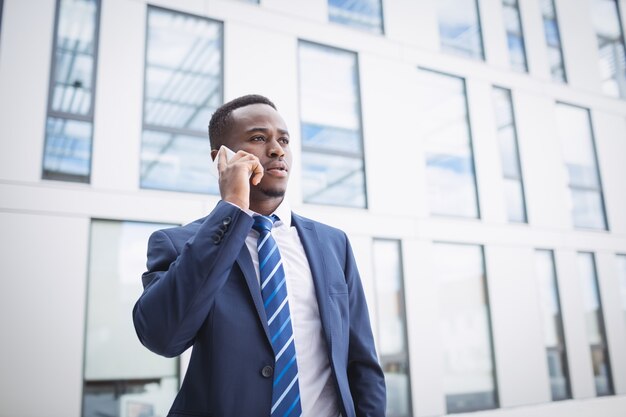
267,137,285,159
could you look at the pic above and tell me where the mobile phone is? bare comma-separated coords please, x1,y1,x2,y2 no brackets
208,146,236,179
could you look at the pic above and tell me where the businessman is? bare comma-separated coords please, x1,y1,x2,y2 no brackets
133,94,386,417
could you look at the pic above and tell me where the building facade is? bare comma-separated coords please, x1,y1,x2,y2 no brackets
0,0,626,416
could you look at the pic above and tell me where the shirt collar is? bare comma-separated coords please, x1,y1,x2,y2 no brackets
272,198,292,229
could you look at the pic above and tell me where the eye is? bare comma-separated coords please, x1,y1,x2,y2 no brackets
250,135,266,142
279,137,290,145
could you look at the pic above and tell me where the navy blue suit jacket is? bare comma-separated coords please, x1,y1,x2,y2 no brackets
133,201,386,417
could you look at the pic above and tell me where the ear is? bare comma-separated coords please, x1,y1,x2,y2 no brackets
210,149,218,161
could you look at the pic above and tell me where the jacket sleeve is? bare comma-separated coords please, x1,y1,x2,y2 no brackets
132,201,254,357
344,234,387,417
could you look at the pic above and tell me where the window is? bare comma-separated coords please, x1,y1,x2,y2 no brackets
418,69,480,218
555,103,607,230
141,7,223,194
577,252,614,396
328,0,384,34
618,254,626,331
42,0,100,182
590,0,626,98
437,0,484,60
83,220,179,417
373,239,412,417
502,0,527,72
298,41,367,208
492,87,527,223
434,243,498,413
541,0,567,82
535,250,571,401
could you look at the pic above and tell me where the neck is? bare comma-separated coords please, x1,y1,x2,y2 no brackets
249,196,284,216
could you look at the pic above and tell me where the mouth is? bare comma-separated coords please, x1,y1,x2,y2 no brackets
265,162,289,176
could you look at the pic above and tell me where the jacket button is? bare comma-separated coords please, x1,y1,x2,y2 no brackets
261,365,273,378
212,235,221,244
222,216,232,226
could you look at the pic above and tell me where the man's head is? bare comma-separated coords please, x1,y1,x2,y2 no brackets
208,94,292,206
209,94,277,150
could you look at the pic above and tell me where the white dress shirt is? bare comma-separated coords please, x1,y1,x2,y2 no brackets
242,200,341,417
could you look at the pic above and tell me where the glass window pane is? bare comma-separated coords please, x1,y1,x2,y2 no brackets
437,0,484,60
434,243,498,413
140,130,218,194
84,220,179,416
578,252,614,396
43,0,99,182
43,116,92,181
299,41,367,208
502,0,528,72
590,0,626,98
535,250,571,401
373,239,411,417
328,0,384,34
141,7,223,193
492,87,527,223
301,151,366,207
541,0,567,82
419,69,479,218
555,104,607,230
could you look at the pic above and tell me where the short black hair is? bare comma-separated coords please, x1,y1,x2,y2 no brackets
208,94,277,149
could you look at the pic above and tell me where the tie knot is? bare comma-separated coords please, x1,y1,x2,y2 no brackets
252,215,276,233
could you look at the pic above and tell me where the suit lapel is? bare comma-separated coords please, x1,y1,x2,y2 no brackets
236,245,272,344
291,213,333,351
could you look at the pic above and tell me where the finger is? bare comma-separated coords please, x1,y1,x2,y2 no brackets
217,146,227,173
250,160,264,186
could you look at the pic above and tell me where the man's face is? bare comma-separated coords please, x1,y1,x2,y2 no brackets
222,103,292,200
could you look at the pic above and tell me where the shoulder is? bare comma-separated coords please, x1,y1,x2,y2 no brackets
291,212,348,245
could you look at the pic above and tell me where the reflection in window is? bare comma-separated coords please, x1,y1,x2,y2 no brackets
437,0,484,60
591,0,626,98
618,255,626,331
555,104,607,230
373,239,411,417
83,220,179,417
434,243,498,413
141,7,223,193
535,250,571,401
43,0,100,182
541,0,566,82
502,0,527,72
492,87,527,222
298,41,367,208
328,0,384,34
418,69,479,218
577,252,614,396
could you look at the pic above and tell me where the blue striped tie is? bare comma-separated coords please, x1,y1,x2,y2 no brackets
253,215,302,417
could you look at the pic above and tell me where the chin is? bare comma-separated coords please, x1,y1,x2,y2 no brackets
259,187,286,198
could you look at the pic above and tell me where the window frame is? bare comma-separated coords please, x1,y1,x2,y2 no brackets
555,102,609,231
577,251,615,397
492,85,528,223
139,5,225,194
42,0,102,183
297,39,369,209
372,238,413,417
433,241,500,414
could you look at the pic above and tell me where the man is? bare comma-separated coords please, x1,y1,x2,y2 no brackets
133,94,386,417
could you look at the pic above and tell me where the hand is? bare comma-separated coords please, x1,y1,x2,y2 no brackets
217,147,264,210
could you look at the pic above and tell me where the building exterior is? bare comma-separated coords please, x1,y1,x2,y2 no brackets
1,0,626,416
